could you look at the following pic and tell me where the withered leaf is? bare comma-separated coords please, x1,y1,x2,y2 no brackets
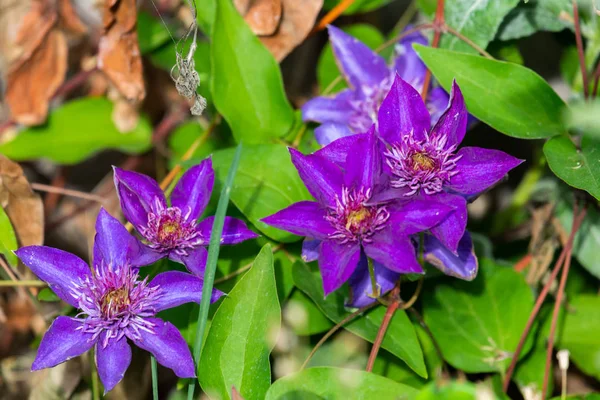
98,0,145,102
235,0,282,36
257,0,322,62
4,2,67,125
58,0,87,35
0,155,44,248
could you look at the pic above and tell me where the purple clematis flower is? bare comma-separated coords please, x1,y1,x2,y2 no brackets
376,75,523,257
302,25,449,146
15,208,223,393
113,157,258,276
262,128,453,296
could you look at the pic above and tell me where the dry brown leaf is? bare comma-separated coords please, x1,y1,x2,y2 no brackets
58,0,87,34
236,0,282,36
258,0,322,62
3,1,68,125
98,0,145,102
0,155,44,248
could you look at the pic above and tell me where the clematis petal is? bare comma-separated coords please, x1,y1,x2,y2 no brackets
302,238,322,262
315,133,362,165
32,316,95,370
378,74,431,144
424,232,478,280
16,246,90,307
328,25,390,88
319,240,361,296
431,80,468,148
426,192,468,253
387,199,453,235
347,253,399,308
169,246,208,277
93,208,162,270
302,90,356,124
129,318,195,378
113,167,166,230
197,216,259,245
448,147,524,196
96,333,131,394
262,201,335,240
427,86,450,126
314,123,354,146
171,158,215,221
149,271,224,312
363,230,423,274
289,148,344,207
393,27,428,87
344,128,381,190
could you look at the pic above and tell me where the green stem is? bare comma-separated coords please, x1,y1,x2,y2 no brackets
187,142,243,400
90,349,101,400
151,356,159,400
367,258,378,298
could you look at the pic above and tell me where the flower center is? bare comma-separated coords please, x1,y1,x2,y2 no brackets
140,200,203,255
385,132,462,196
326,187,389,243
348,75,394,133
71,265,162,347
411,152,436,171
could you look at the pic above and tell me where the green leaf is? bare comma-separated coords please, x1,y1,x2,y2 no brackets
265,367,418,400
513,321,552,398
414,45,567,139
415,381,478,400
212,144,312,243
137,11,172,53
544,135,600,201
0,206,18,266
199,245,280,400
317,24,385,93
556,296,600,380
293,262,427,377
496,0,572,41
37,288,60,302
550,395,600,400
422,260,535,373
167,121,229,167
565,99,600,139
555,193,600,279
0,98,152,164
211,0,295,144
440,0,519,54
285,289,333,336
196,0,216,35
323,0,394,14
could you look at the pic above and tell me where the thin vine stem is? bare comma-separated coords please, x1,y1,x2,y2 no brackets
421,0,445,101
311,0,356,34
151,356,159,400
572,0,589,99
366,285,400,371
31,183,106,203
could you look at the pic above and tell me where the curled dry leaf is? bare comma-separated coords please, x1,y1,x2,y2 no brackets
58,0,87,35
0,155,44,248
4,1,68,125
235,0,282,36
98,0,145,102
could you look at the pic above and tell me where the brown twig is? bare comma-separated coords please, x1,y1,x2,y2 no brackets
42,169,68,215
573,0,589,99
542,205,587,398
421,0,445,101
32,183,106,203
443,26,494,59
502,203,587,392
366,285,400,372
310,0,355,35
301,302,378,370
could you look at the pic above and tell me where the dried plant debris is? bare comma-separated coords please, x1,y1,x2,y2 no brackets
98,0,146,102
235,0,323,61
0,155,44,248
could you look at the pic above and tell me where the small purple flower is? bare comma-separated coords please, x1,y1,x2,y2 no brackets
262,129,453,295
302,25,449,145
113,157,258,276
15,209,223,393
376,75,523,256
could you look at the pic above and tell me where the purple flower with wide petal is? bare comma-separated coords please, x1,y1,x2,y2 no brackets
262,128,453,296
377,75,523,256
113,157,259,276
302,25,449,146
15,209,224,393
